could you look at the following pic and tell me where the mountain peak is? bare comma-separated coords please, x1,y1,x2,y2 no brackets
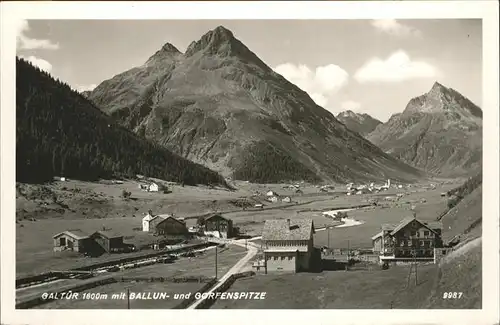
145,42,181,65
185,25,237,57
428,81,448,95
212,25,235,39
183,25,270,71
338,110,356,117
161,42,181,54
336,110,382,135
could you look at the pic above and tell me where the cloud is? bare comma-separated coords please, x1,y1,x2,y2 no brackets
20,55,53,73
371,19,422,37
274,63,349,107
354,50,439,83
16,19,59,50
341,100,361,111
76,84,97,92
310,93,328,107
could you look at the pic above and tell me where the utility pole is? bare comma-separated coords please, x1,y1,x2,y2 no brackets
346,240,350,271
327,227,330,249
215,246,218,279
414,249,418,286
406,248,418,288
127,288,130,309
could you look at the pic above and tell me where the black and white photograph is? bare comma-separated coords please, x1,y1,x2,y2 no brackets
1,1,499,325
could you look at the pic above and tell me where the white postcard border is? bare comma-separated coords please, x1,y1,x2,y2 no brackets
1,1,498,325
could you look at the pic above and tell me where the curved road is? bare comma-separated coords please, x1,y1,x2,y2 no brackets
187,238,259,309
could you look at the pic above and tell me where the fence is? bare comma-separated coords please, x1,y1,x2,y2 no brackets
16,272,60,289
73,242,213,272
117,276,212,283
194,271,255,309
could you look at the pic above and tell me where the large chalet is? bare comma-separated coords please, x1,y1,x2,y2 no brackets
371,216,444,263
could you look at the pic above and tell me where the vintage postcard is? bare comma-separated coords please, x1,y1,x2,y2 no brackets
1,1,498,325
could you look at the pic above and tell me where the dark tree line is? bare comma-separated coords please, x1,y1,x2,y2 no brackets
446,171,482,209
16,57,228,187
231,141,320,184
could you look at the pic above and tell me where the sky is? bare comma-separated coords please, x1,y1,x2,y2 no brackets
16,19,482,122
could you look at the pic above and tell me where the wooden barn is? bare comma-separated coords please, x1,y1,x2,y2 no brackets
90,231,125,253
52,230,90,253
155,216,190,238
203,214,234,239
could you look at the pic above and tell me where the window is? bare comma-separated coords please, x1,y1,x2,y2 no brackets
424,231,430,236
419,241,424,246
442,250,447,255
281,256,285,260
273,256,278,260
288,256,293,260
411,231,416,236
400,240,405,247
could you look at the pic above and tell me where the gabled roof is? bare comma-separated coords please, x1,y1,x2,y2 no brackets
389,216,441,236
262,219,314,241
205,214,231,222
155,216,186,227
92,230,123,239
381,223,398,231
424,221,443,230
53,229,89,240
371,231,384,240
389,216,417,235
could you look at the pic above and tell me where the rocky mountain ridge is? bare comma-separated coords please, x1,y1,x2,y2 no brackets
87,25,424,183
336,110,382,136
368,82,482,176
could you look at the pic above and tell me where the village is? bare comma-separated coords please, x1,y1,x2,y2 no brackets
14,174,465,309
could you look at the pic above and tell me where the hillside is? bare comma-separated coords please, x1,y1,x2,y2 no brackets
438,173,482,244
367,82,482,176
336,110,382,136
16,57,228,187
87,26,423,184
424,237,482,308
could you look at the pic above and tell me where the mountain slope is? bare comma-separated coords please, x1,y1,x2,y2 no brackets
367,82,482,176
16,57,228,187
336,110,382,136
88,26,423,183
439,173,482,244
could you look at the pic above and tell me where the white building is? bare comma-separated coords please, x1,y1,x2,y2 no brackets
282,196,292,203
149,183,159,192
142,212,154,232
266,190,278,197
267,196,279,203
